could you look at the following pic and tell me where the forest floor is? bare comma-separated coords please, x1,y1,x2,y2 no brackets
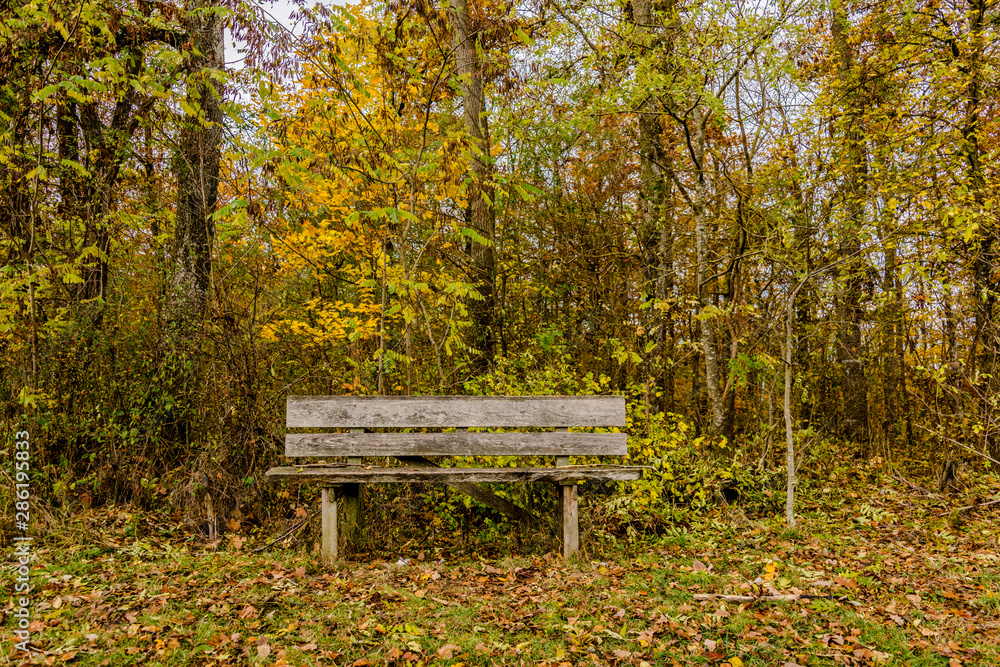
3,470,998,667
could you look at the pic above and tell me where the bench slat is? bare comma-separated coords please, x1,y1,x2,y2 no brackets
287,395,626,428
285,432,627,457
265,465,644,484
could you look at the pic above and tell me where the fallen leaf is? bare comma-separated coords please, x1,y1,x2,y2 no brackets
436,644,461,659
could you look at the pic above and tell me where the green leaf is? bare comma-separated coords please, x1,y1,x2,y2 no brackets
513,184,535,203
33,84,62,102
460,227,491,247
60,159,90,177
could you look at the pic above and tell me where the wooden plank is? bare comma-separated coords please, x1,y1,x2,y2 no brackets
555,427,570,467
265,465,645,484
321,488,337,563
561,484,579,559
285,432,627,457
287,395,626,428
397,456,537,525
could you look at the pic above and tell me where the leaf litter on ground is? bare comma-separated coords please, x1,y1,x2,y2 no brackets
3,472,998,666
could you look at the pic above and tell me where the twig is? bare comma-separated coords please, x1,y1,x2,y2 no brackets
695,593,801,602
955,497,1000,513
914,424,1000,466
253,511,319,553
693,593,854,604
890,468,932,495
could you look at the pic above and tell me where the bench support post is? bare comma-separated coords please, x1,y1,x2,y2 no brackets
560,484,579,558
341,482,361,550
555,428,579,558
339,436,364,553
321,487,338,562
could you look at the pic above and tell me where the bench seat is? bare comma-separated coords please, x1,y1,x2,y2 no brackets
266,464,644,484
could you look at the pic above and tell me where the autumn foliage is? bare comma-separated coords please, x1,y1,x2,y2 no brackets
2,0,999,533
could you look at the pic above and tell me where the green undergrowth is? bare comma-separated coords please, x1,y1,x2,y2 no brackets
3,471,998,666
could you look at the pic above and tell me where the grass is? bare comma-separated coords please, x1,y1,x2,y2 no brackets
2,471,999,666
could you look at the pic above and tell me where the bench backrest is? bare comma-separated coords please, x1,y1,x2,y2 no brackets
285,396,627,457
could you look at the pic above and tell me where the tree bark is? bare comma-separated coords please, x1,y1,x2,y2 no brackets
831,1,869,443
449,0,496,374
692,108,725,437
168,0,224,326
633,0,676,416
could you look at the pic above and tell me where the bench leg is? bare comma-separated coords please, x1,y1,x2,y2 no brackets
560,484,579,559
321,487,338,562
340,483,362,551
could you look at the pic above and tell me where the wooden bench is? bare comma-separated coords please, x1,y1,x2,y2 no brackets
265,395,643,561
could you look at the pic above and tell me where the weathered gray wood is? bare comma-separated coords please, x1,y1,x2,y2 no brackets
555,427,570,467
273,395,641,559
561,484,579,558
341,434,362,549
397,456,538,525
265,465,644,484
555,426,576,557
287,395,626,428
321,487,337,562
285,432,627,457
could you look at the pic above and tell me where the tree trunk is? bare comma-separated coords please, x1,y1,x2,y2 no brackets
784,302,796,528
692,107,725,437
168,0,224,326
633,0,676,416
449,0,496,374
831,0,869,443
657,220,676,413
956,0,1000,458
